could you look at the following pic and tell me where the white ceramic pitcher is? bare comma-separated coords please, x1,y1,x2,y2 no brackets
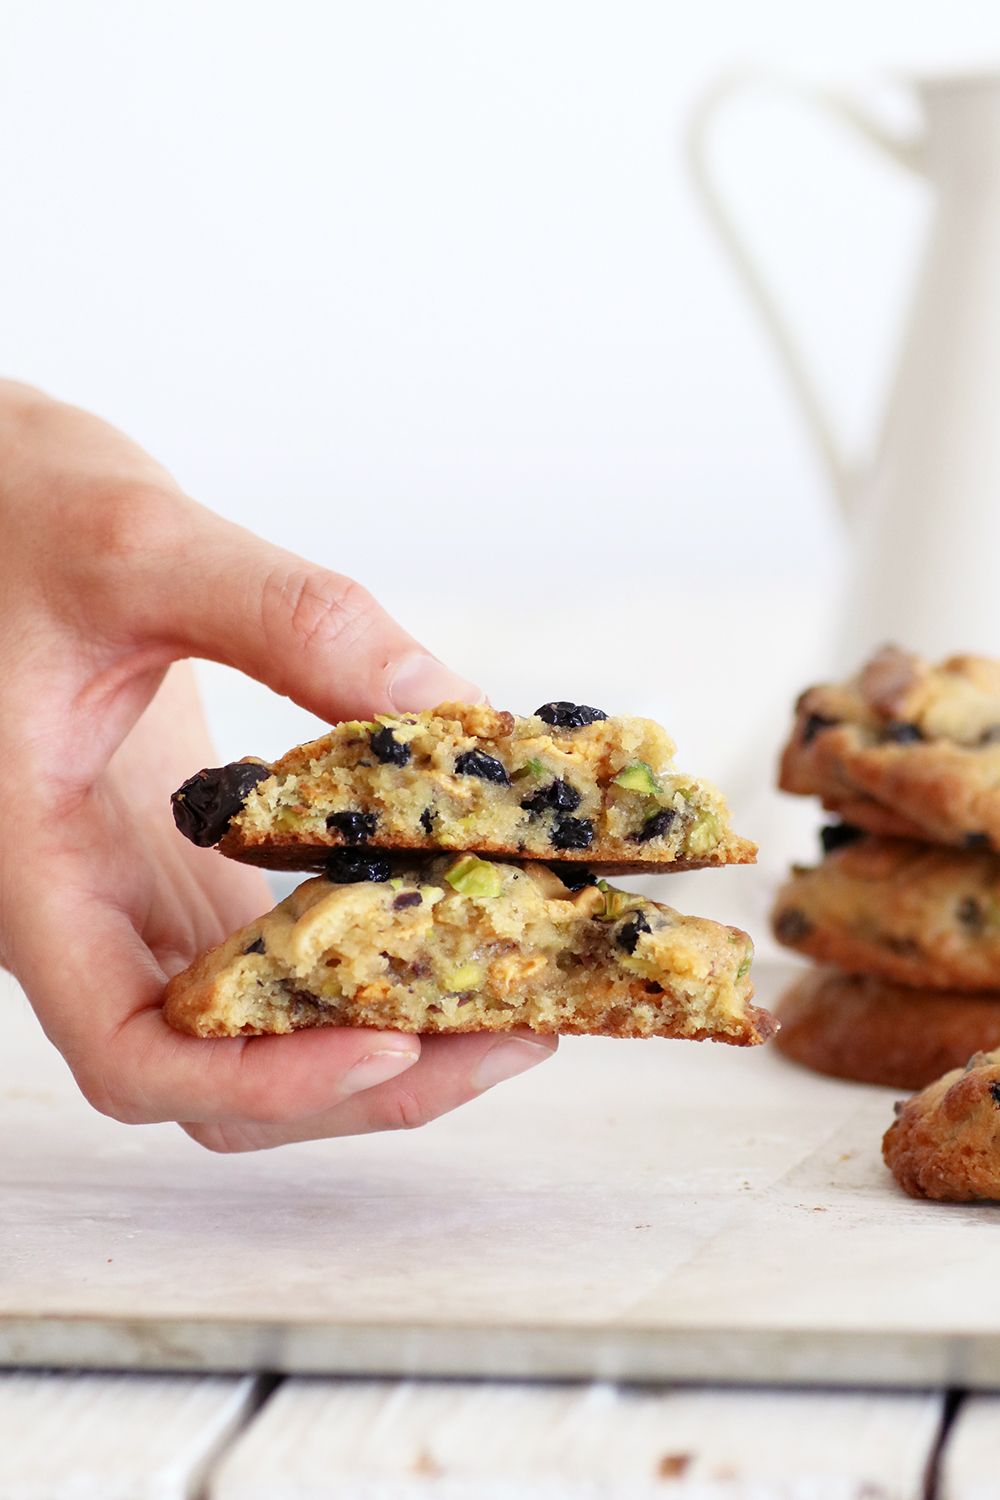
688,71,1000,663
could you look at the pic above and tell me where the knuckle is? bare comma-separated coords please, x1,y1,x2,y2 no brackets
183,1122,250,1154
75,1064,145,1126
262,567,381,659
381,1085,438,1132
80,481,184,566
230,1064,296,1126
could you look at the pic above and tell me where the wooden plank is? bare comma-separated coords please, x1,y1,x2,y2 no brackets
939,1395,1000,1500
0,1371,259,1499
209,1379,945,1498
1,965,998,1386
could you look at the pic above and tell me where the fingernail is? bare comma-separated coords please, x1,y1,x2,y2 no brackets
341,1048,419,1096
387,653,484,712
473,1037,557,1093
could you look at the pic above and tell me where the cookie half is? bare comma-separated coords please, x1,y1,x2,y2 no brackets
170,701,756,874
164,855,769,1044
773,967,1000,1090
772,834,1000,991
883,1049,1000,1201
779,645,1000,851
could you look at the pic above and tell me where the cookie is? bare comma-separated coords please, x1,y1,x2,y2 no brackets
883,1049,1000,1200
779,645,1000,851
773,967,1000,1090
164,854,770,1044
772,834,1000,991
171,700,756,874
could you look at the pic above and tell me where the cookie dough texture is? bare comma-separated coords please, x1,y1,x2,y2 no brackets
774,967,1000,1090
779,645,1000,850
883,1049,1000,1200
772,835,1000,991
164,856,768,1045
173,702,756,874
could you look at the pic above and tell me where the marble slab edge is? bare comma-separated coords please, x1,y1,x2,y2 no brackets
0,1317,998,1389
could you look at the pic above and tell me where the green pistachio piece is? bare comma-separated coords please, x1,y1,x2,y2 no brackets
614,762,661,795
593,879,643,922
445,855,503,899
736,952,752,980
443,961,484,992
687,811,721,856
511,757,547,782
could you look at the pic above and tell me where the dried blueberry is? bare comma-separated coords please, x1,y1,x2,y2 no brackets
616,912,651,955
521,778,582,816
244,937,266,955
883,720,923,744
325,810,378,842
535,701,608,728
370,726,411,766
454,749,510,785
420,807,435,835
325,849,393,883
774,907,813,944
957,896,985,932
393,891,423,910
547,863,597,891
966,833,992,850
633,808,676,844
819,822,864,855
801,712,838,745
550,816,594,850
170,761,272,847
991,1081,1000,1109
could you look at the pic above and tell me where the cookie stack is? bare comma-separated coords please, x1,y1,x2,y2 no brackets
771,645,1000,1089
165,699,772,1048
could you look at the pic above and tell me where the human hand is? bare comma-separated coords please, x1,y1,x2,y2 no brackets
0,381,557,1150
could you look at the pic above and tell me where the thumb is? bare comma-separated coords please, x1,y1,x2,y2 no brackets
119,495,482,722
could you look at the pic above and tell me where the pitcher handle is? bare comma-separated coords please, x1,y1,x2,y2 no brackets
685,71,927,520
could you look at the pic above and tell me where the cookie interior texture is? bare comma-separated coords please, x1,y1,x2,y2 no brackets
883,1048,1000,1200
778,645,1000,850
172,701,756,872
772,835,1000,992
774,967,1000,1091
163,856,767,1044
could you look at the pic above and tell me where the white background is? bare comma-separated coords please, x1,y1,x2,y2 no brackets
4,1,1000,924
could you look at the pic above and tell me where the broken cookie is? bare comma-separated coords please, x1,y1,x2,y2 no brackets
164,854,768,1045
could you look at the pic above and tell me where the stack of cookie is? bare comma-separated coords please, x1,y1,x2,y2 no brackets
165,699,773,1048
771,645,1000,1089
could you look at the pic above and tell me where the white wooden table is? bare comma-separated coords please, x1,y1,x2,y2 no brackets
3,964,1000,1495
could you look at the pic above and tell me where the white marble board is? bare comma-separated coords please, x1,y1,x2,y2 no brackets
1,964,997,1386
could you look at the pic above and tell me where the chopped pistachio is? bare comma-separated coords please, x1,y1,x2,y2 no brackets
443,960,484,992
445,855,503,899
511,757,547,782
687,811,721,856
593,880,644,922
613,761,661,795
389,877,404,892
736,952,752,980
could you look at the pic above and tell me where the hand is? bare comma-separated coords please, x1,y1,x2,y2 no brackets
0,381,556,1151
